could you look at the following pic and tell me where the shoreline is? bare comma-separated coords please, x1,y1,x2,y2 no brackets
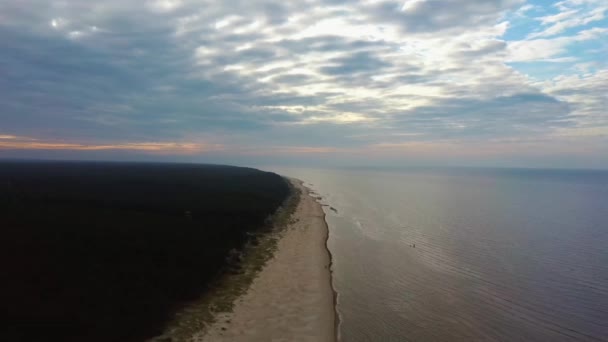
193,178,337,341
319,188,341,342
303,179,341,342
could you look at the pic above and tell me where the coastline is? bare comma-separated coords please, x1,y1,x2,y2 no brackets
318,186,341,342
192,178,336,341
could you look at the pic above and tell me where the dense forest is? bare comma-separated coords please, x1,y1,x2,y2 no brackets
0,161,290,342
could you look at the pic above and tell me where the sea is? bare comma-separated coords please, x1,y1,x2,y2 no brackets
266,167,608,341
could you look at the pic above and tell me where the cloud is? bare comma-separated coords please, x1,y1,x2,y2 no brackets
528,0,607,38
0,134,220,154
507,27,608,62
367,0,524,34
540,69,608,133
320,51,392,76
0,0,606,167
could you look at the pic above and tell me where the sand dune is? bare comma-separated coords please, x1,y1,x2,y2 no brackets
193,179,336,342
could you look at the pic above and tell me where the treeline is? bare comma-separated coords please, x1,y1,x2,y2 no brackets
0,161,290,342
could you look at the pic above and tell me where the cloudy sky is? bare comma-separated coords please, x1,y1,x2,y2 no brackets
1,0,607,168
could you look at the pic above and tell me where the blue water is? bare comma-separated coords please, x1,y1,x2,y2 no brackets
267,167,608,341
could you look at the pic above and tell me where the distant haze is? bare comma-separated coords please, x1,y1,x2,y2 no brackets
1,0,607,168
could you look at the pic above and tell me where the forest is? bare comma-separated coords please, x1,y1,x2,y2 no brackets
0,161,290,342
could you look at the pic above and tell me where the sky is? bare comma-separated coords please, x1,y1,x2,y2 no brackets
1,0,607,168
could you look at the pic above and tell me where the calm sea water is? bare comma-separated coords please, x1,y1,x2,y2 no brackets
267,167,608,341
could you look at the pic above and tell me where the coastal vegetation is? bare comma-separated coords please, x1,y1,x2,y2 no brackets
0,161,290,342
154,181,301,341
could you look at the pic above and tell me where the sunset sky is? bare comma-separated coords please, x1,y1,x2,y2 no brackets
1,0,607,168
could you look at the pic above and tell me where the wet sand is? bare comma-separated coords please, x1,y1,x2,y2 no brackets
194,179,336,342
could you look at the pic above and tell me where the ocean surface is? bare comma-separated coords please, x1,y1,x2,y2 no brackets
266,167,608,342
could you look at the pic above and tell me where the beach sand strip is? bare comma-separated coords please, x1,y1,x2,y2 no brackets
193,178,336,342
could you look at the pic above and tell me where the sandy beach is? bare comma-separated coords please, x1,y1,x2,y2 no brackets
192,178,336,342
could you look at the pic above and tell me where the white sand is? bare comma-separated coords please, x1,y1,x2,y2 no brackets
193,179,336,342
